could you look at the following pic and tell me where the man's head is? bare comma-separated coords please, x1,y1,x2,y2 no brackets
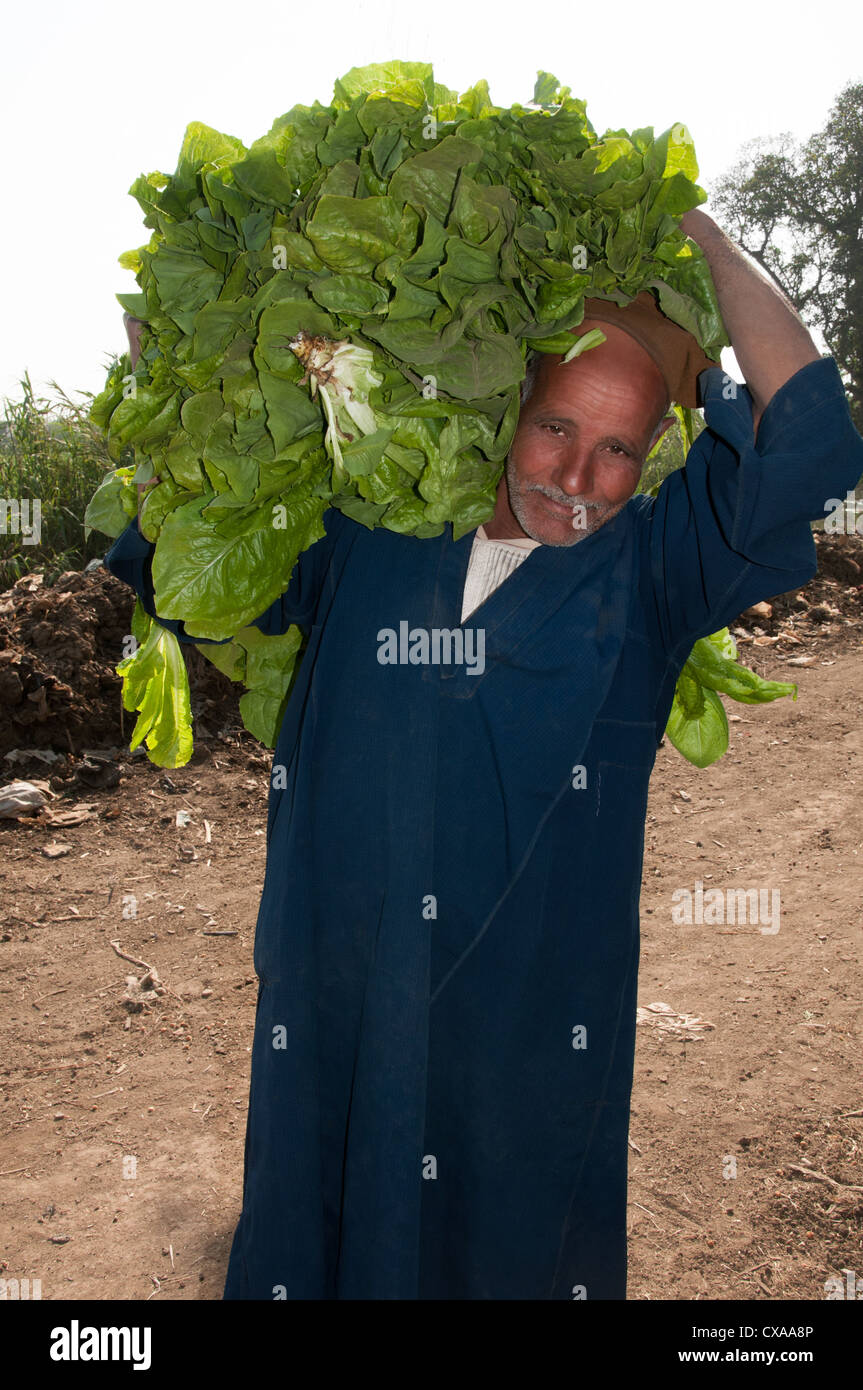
491,319,676,546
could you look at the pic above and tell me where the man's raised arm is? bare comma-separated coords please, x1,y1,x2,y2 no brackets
641,213,863,656
680,208,821,432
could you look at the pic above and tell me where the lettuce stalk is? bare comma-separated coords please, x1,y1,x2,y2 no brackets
289,332,384,489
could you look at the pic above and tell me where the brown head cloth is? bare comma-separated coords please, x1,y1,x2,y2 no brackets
572,291,719,409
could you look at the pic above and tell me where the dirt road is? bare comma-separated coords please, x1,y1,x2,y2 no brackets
1,649,861,1301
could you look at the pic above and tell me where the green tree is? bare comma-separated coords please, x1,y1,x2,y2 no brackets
711,82,863,431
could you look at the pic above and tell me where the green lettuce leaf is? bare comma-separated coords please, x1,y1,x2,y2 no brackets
84,466,138,539
664,627,798,767
116,601,194,768
665,669,729,768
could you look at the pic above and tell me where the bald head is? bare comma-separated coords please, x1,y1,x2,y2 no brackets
484,320,675,545
521,321,671,433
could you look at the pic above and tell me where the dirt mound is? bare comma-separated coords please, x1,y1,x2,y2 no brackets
732,531,863,667
0,567,242,758
786,531,863,614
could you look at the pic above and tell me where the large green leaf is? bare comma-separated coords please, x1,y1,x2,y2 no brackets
84,466,138,539
687,632,798,705
664,627,798,767
116,602,194,768
665,668,729,768
151,492,326,639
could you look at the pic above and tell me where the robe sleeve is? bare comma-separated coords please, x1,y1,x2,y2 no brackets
644,355,863,658
103,510,341,645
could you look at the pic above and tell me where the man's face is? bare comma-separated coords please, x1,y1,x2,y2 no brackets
491,321,672,547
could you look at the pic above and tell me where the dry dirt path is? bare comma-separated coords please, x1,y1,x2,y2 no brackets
1,654,861,1301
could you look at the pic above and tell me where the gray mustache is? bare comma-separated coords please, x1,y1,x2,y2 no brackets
526,486,601,510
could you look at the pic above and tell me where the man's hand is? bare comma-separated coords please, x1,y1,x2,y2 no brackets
124,312,146,371
680,209,821,432
124,313,159,510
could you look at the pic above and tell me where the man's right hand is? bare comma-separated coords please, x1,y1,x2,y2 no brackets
124,312,146,370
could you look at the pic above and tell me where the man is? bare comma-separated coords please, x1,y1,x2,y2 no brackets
107,210,863,1299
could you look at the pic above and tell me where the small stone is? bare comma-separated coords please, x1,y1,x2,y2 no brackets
742,600,773,619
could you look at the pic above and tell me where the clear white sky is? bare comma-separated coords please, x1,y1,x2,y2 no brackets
2,0,861,406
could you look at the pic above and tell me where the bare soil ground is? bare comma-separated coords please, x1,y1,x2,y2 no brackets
1,534,861,1301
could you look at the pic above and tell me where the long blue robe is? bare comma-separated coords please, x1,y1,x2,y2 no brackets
106,358,863,1299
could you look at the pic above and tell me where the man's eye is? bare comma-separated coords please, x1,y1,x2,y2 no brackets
542,423,565,436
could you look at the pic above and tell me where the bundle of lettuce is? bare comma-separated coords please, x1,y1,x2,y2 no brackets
86,60,796,769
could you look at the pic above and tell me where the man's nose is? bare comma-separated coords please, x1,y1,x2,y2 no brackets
555,446,594,497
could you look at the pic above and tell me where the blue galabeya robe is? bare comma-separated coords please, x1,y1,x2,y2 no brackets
105,358,863,1299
